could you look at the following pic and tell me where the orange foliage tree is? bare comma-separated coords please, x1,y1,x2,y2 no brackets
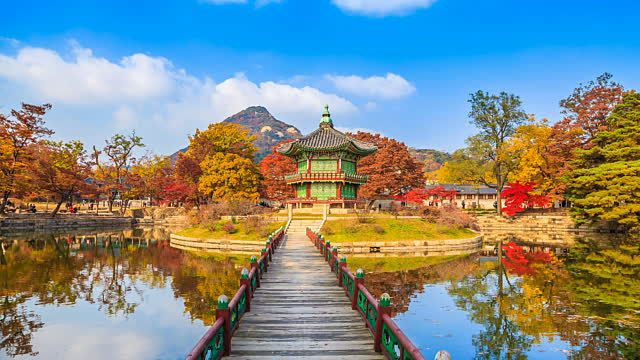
0,103,53,213
348,132,423,199
259,141,297,203
545,73,626,198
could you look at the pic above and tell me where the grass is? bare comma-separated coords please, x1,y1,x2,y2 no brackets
346,254,469,273
176,219,286,241
321,218,476,243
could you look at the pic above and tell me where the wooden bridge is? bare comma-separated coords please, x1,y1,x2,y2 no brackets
186,219,429,360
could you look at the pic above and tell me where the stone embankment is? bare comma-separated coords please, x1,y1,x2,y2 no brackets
334,235,483,257
0,215,135,236
476,211,609,247
169,234,266,254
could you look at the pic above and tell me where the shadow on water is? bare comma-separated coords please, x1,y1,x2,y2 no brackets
0,228,244,359
365,235,640,359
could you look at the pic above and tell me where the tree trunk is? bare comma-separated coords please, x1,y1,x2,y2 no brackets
0,192,10,214
51,196,65,218
496,190,502,216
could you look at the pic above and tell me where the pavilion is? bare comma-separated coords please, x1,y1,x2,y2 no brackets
277,105,377,208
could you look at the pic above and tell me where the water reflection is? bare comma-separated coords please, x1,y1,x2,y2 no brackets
367,238,640,359
0,228,245,359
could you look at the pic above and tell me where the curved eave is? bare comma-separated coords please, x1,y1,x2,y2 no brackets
277,141,376,158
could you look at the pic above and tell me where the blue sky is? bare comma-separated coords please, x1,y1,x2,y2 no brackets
1,0,639,154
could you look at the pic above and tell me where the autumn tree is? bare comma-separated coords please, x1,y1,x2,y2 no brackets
544,73,626,198
198,153,261,201
175,122,257,206
461,91,528,214
128,155,173,205
0,103,53,213
29,140,93,217
259,141,297,203
567,92,640,232
92,132,144,213
348,132,423,199
500,182,551,217
560,72,625,146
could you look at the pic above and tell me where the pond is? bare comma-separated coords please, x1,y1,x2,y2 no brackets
0,228,246,360
1,229,638,359
365,237,640,360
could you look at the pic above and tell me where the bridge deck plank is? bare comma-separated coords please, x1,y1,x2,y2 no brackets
228,221,383,359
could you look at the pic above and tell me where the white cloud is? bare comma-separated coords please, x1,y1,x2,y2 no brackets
113,106,139,130
331,0,436,16
364,101,378,111
0,43,356,140
326,73,416,99
0,45,181,105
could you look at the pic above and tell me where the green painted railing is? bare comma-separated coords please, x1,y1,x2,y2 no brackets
186,224,288,360
307,227,428,360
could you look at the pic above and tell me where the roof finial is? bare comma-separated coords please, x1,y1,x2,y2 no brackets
320,104,333,128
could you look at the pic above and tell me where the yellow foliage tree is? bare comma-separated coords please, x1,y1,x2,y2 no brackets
505,118,554,191
198,153,261,201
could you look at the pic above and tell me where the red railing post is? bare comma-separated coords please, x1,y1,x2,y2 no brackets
352,269,364,310
216,295,231,356
374,293,391,352
331,247,338,271
266,240,272,262
250,256,260,288
240,268,251,312
325,241,331,262
339,256,347,286
261,249,268,272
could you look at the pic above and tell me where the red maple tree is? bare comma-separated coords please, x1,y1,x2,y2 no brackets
348,132,424,199
259,141,297,202
501,182,551,216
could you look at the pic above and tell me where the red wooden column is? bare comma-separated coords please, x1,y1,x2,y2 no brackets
216,295,231,356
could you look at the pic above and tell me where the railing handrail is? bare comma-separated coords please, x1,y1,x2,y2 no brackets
285,172,368,182
382,314,425,359
306,227,428,360
186,226,286,359
186,317,225,360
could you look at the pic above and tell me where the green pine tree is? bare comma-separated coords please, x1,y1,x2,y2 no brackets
567,92,640,232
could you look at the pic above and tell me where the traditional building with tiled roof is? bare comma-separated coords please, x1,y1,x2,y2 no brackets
277,105,376,208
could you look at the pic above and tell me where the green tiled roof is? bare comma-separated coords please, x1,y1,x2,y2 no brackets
277,105,377,156
277,125,377,155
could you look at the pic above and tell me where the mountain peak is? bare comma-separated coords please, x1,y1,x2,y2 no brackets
222,106,302,160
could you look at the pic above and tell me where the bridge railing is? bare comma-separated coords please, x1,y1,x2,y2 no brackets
185,222,289,360
307,227,427,360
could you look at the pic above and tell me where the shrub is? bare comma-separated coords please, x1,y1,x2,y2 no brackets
243,215,266,234
222,221,237,234
373,224,386,234
323,226,335,235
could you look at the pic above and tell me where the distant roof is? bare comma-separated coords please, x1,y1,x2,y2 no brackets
426,184,498,195
277,105,377,157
